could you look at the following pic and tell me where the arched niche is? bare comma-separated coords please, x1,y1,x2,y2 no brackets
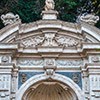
22,82,78,100
16,73,84,100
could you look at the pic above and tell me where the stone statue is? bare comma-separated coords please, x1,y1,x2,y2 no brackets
78,13,99,25
45,0,55,11
1,12,21,26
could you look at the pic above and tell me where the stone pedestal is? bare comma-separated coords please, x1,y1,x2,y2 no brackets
42,10,58,20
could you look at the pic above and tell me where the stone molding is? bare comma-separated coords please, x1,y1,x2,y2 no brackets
17,58,83,68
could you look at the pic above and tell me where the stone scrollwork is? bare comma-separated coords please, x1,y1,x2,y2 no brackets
55,35,79,47
21,36,44,48
1,12,21,26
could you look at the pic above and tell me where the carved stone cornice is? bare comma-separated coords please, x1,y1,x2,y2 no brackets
85,63,100,75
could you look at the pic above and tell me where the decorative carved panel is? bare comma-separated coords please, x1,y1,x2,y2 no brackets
21,36,44,48
0,75,11,100
17,58,44,66
0,75,10,90
19,34,81,48
56,59,83,66
17,58,83,67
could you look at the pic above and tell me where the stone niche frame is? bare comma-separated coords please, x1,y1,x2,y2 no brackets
16,73,84,100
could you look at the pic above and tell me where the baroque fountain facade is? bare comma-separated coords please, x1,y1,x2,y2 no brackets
0,0,100,100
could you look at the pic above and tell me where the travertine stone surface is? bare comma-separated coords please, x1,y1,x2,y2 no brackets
0,2,100,100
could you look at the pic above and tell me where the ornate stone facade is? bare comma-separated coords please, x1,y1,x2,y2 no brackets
0,2,100,100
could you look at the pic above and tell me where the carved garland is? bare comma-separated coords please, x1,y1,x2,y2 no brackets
17,59,83,66
17,59,44,66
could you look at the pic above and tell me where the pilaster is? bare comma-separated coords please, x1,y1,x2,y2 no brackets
85,64,100,100
0,64,14,100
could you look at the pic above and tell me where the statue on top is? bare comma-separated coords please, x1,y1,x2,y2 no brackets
78,13,99,25
45,0,55,11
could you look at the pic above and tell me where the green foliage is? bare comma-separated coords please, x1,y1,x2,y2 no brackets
12,0,41,23
92,0,100,28
0,0,100,29
55,0,79,22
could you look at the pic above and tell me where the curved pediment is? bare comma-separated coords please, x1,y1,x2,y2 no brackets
0,20,100,47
